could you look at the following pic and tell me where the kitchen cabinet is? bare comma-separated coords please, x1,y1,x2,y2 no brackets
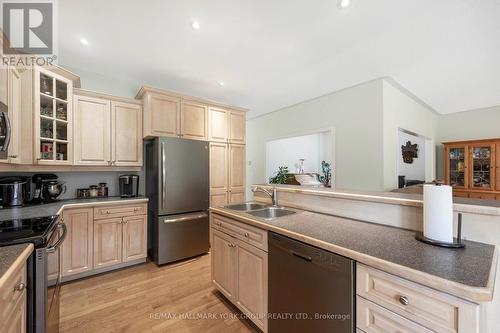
73,95,111,165
142,92,180,138
229,110,245,144
7,68,22,164
209,143,246,207
0,245,31,333
444,139,500,199
181,100,208,140
209,142,228,207
34,66,73,165
211,229,237,300
210,213,268,332
93,217,123,269
73,90,143,166
61,208,94,276
208,106,228,142
122,215,147,262
111,101,143,166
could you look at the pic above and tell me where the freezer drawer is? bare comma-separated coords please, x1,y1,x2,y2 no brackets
156,211,209,265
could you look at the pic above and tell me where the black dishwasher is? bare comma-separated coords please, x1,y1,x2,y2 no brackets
268,232,355,333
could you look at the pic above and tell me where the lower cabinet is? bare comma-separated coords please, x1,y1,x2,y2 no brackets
61,208,94,276
210,214,268,332
60,202,148,281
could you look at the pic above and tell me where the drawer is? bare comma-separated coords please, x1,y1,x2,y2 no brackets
0,263,26,322
211,213,267,251
94,203,147,219
357,264,479,333
357,296,434,333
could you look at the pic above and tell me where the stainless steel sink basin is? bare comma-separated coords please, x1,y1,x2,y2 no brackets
248,207,296,220
225,202,269,211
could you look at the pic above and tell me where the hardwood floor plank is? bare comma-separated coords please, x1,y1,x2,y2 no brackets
60,254,259,333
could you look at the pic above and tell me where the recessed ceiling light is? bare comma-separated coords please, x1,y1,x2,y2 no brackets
218,81,225,87
338,0,351,9
191,21,200,30
80,38,89,46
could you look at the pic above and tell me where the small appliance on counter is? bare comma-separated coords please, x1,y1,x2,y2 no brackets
415,184,465,248
32,173,66,203
119,175,139,198
0,176,31,207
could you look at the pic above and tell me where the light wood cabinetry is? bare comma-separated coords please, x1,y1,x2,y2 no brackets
57,201,148,282
0,245,31,333
210,213,268,332
208,107,228,142
181,100,208,140
34,66,73,165
73,90,143,167
122,215,147,262
94,218,123,269
209,143,246,207
111,101,143,166
444,138,500,199
61,208,94,276
356,263,479,333
73,95,111,165
229,110,246,144
143,92,180,137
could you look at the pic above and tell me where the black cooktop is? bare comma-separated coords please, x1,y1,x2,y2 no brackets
0,215,59,247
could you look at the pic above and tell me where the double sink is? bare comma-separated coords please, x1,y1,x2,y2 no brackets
225,202,296,220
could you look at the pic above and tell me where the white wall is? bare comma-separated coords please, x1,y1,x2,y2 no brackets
246,79,384,198
266,133,321,179
382,79,438,189
397,130,426,182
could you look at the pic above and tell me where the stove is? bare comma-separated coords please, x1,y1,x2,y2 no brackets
0,215,59,247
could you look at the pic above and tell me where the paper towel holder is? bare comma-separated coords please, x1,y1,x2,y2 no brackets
415,213,466,248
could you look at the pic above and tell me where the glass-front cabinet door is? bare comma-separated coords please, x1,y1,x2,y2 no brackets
446,145,468,189
34,67,73,164
470,144,495,190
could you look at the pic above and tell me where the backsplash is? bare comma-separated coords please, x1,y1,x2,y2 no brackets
0,171,142,200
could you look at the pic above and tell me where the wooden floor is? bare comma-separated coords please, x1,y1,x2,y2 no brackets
60,254,259,333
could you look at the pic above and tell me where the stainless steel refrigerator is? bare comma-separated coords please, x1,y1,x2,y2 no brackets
145,137,210,265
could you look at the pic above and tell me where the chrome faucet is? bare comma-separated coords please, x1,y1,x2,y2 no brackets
252,186,278,206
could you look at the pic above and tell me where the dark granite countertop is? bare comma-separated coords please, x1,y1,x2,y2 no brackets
0,196,149,221
211,207,498,302
0,243,33,285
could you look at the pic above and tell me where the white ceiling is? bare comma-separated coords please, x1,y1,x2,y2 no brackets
57,0,500,118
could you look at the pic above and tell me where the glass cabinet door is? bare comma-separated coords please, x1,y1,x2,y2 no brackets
470,144,495,190
447,146,467,188
36,68,71,163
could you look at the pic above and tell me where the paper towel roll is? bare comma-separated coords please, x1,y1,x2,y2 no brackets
423,184,454,243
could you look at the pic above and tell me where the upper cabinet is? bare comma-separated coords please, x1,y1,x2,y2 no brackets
73,90,143,167
34,67,73,165
137,87,247,142
181,100,208,140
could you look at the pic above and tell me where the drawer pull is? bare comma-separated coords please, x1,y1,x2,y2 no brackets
227,243,236,248
106,210,110,214
399,295,410,306
14,283,26,292
134,208,139,212
244,232,249,238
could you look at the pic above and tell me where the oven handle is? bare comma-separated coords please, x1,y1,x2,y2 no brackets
0,111,11,152
46,222,67,254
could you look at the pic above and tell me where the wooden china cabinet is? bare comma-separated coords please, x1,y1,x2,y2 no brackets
444,138,500,200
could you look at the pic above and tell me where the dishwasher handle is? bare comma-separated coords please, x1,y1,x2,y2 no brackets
291,250,312,262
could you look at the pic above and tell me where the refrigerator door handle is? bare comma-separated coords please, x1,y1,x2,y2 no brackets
161,142,166,209
163,212,208,224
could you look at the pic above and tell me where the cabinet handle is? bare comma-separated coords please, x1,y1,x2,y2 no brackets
14,283,26,292
106,210,110,214
134,208,139,212
8,154,18,158
399,295,410,306
244,232,249,238
227,243,235,248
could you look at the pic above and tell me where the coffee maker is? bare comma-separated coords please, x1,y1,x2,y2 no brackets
119,175,139,198
32,174,66,203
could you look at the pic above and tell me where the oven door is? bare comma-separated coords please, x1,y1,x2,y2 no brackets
0,109,11,159
42,221,67,333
